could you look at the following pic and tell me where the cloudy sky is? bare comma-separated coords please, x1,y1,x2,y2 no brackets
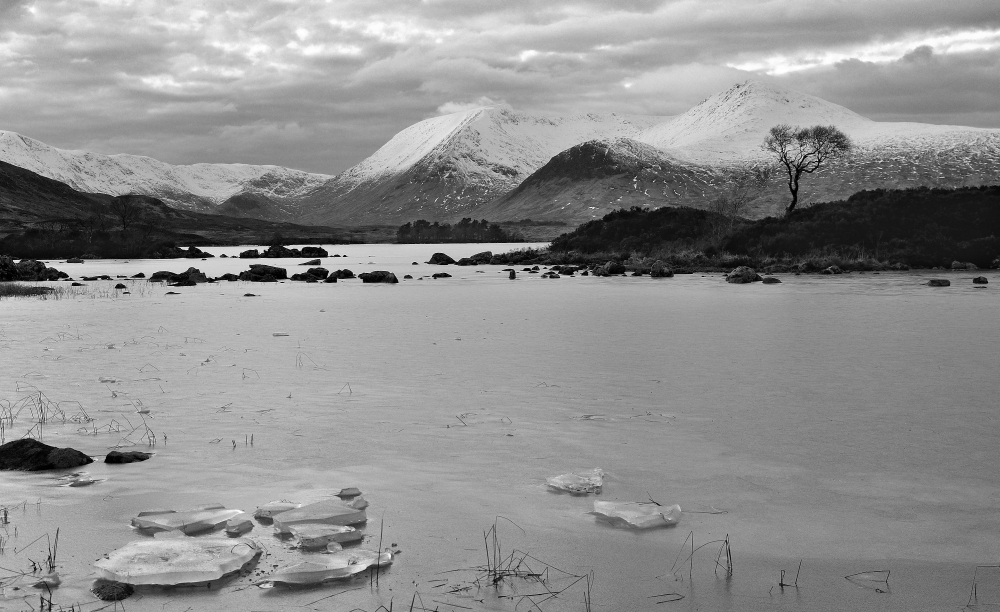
1,0,998,174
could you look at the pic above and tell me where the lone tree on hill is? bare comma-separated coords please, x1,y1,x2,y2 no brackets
764,124,852,215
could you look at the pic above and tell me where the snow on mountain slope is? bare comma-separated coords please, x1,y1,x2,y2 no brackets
0,131,331,215
640,80,1000,170
640,80,873,162
296,107,664,226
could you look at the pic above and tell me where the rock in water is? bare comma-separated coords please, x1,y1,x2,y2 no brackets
649,260,673,277
358,271,398,283
509,270,516,279
94,539,260,586
427,252,456,265
762,277,782,284
973,276,988,284
927,279,951,287
0,439,93,471
725,266,762,284
105,450,152,464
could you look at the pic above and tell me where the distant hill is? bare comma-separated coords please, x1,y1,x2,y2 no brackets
0,130,331,214
0,160,358,257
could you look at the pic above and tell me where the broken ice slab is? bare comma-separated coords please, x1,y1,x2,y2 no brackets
225,513,254,536
131,506,244,535
258,550,391,586
272,499,367,534
253,500,301,519
590,501,681,529
546,468,604,494
288,524,364,550
95,539,260,586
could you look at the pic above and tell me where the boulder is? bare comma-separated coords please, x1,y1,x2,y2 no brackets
1,258,69,281
403,274,413,279
927,279,951,287
149,270,175,281
105,451,152,464
602,261,627,275
66,257,84,263
649,261,673,277
300,259,321,266
115,283,127,289
324,276,338,283
821,266,843,275
300,246,329,258
331,269,355,279
291,267,329,281
427,253,456,265
183,246,214,259
131,272,145,278
951,261,977,270
432,272,452,279
0,439,93,471
217,273,239,281
358,271,398,283
509,270,516,279
262,245,301,258
591,266,609,277
762,277,782,284
455,251,492,266
239,249,260,259
239,264,288,282
973,276,988,284
725,266,762,284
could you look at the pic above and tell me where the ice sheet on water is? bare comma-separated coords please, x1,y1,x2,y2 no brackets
590,501,681,529
253,500,301,519
287,524,363,549
94,539,260,585
272,499,367,534
131,506,244,535
546,468,604,494
258,550,392,586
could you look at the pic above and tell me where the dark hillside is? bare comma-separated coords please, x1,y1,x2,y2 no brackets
725,186,1000,268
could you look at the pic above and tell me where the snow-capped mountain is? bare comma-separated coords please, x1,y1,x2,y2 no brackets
294,107,663,226
0,131,332,215
3,79,999,227
487,81,1000,220
476,138,720,226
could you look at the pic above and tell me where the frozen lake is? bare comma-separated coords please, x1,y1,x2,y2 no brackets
1,244,997,612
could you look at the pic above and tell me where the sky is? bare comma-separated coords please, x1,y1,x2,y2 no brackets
1,0,999,175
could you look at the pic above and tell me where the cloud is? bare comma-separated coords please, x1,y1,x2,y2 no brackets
0,0,997,173
436,96,510,115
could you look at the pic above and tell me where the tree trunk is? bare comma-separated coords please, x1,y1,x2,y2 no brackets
785,171,802,215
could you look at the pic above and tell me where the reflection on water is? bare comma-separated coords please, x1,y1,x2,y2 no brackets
0,249,996,611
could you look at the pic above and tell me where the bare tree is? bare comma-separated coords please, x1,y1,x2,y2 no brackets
764,124,852,215
108,195,144,231
710,163,773,233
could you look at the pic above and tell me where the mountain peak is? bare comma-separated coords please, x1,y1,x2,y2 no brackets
639,80,870,161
